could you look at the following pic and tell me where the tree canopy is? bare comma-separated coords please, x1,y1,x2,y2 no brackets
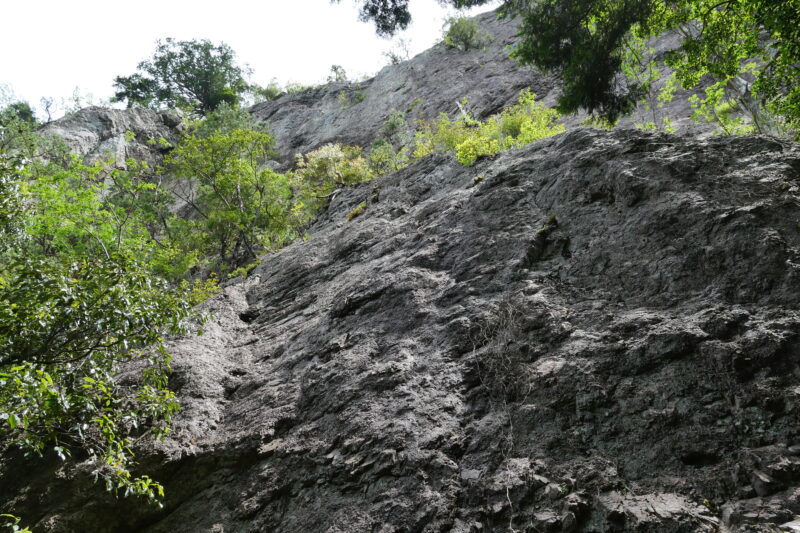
340,0,800,132
112,38,252,116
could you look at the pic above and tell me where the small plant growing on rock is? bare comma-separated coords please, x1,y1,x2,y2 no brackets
471,299,533,404
346,201,367,220
292,144,375,215
1,514,31,532
368,139,410,174
338,89,366,108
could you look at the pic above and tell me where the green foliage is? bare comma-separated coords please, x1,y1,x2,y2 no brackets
368,139,410,174
345,0,800,135
163,129,294,269
644,0,800,134
407,98,425,113
331,0,413,36
247,81,284,103
284,82,315,94
365,111,413,175
505,0,800,134
689,80,756,135
112,38,252,116
0,102,37,129
294,144,375,188
17,155,193,281
0,132,218,518
328,64,349,83
0,154,24,244
0,253,189,505
346,201,367,221
621,35,677,132
338,89,366,108
442,16,491,51
292,143,375,215
414,90,564,165
189,103,270,138
382,109,410,142
0,101,39,154
1,514,31,533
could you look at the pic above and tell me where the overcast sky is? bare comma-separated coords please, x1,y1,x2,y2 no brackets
0,0,498,117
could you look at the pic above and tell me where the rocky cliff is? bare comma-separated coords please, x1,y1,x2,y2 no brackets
37,12,705,168
6,9,800,533
4,128,800,532
37,106,183,167
250,12,705,164
250,12,554,163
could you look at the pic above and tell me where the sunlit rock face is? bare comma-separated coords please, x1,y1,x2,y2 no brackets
5,127,799,533
36,12,707,172
5,8,799,533
250,12,550,165
250,12,709,167
37,106,184,167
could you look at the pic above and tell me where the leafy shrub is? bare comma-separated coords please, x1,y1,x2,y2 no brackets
328,64,348,83
249,81,284,102
293,143,374,188
190,103,270,138
442,16,491,51
414,90,564,165
285,82,314,94
338,89,366,108
382,109,411,143
292,144,375,217
368,139,410,174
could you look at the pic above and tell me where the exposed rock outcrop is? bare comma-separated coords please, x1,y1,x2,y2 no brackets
251,12,552,164
5,128,799,532
250,12,708,165
37,106,184,167
36,12,708,170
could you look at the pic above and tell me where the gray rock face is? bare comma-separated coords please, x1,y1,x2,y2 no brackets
251,12,556,164
6,128,799,532
34,13,710,171
37,106,184,167
250,13,711,166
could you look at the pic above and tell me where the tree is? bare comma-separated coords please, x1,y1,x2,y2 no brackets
442,15,491,51
338,0,800,132
0,101,38,153
112,38,252,116
328,65,349,83
163,129,295,269
0,253,189,504
0,102,37,128
0,150,197,512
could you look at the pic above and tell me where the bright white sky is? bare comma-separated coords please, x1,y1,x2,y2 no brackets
0,0,498,118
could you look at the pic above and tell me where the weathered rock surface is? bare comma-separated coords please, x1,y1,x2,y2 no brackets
36,12,708,171
251,12,552,164
5,128,800,532
250,12,708,165
37,106,184,167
